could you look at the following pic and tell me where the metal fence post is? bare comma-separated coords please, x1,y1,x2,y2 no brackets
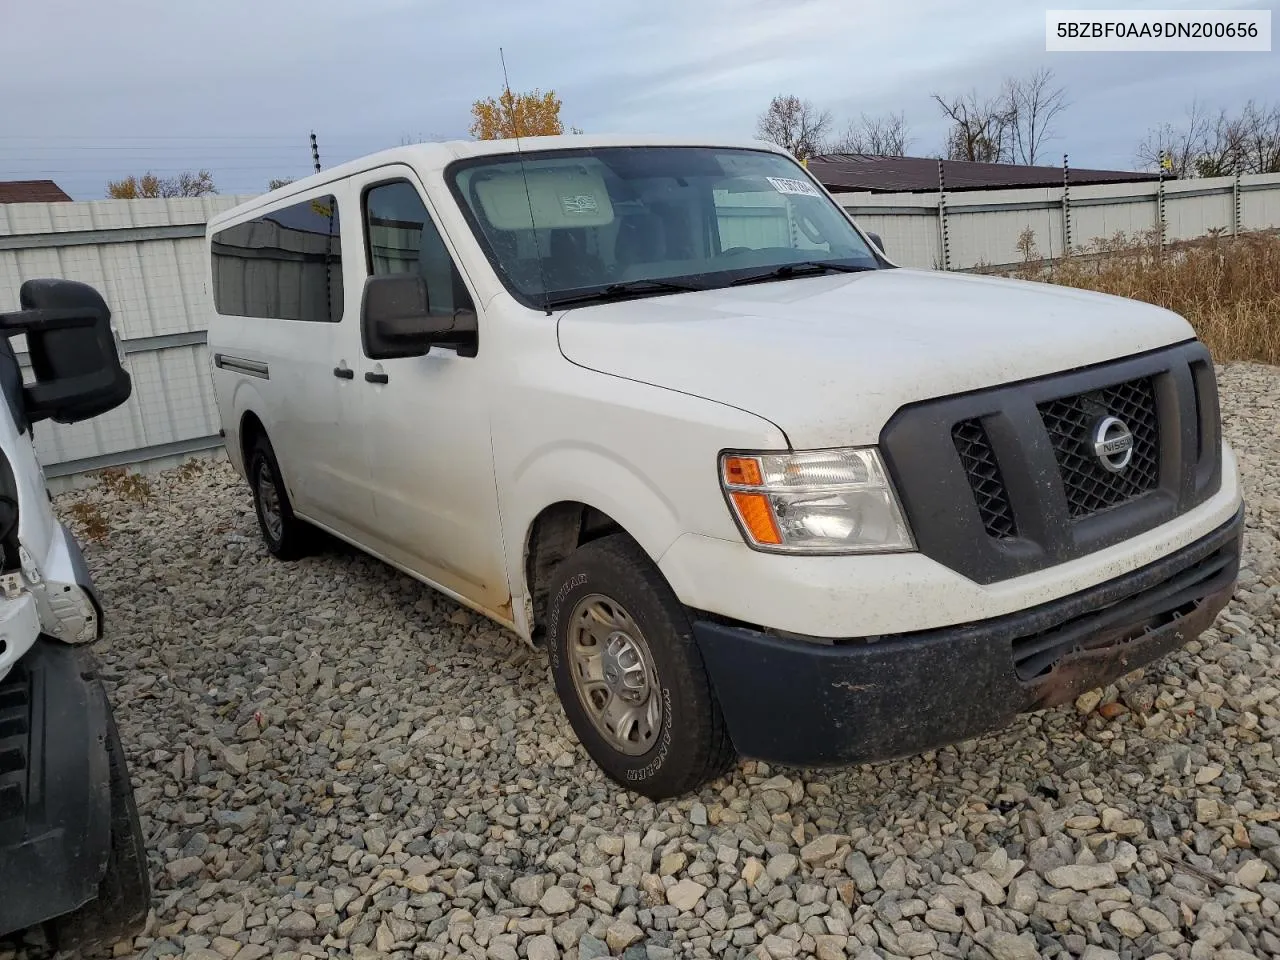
1233,172,1242,237
1062,153,1072,257
937,160,951,270
1157,168,1167,254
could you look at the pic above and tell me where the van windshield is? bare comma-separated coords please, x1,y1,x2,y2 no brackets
447,146,881,309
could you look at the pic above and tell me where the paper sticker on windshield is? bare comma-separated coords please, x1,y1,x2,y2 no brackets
766,176,821,198
561,194,600,215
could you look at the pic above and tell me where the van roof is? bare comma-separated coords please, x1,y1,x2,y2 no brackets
207,133,788,231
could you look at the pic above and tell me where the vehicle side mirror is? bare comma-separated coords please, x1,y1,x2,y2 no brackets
361,274,478,360
0,279,132,425
866,232,886,255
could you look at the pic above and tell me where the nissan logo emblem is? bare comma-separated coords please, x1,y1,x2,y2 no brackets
1092,416,1134,473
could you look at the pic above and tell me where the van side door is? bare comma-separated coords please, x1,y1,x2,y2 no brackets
349,168,510,618
209,188,375,536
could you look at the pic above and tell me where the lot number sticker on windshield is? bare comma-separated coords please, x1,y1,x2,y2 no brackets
767,176,821,198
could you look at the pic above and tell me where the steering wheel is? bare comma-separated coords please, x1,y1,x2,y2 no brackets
720,246,753,256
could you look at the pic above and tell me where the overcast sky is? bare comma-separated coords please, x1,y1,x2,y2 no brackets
2,0,1276,199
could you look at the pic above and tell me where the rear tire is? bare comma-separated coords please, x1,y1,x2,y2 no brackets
248,434,311,560
546,533,736,799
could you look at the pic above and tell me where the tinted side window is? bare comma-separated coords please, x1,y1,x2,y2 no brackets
364,181,473,316
212,195,343,322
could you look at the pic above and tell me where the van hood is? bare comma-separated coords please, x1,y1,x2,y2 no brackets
556,268,1195,448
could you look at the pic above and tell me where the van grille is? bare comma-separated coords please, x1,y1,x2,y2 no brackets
0,662,30,825
879,342,1221,584
1038,377,1160,518
952,419,1017,539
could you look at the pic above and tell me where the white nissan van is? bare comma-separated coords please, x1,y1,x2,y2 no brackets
206,135,1242,799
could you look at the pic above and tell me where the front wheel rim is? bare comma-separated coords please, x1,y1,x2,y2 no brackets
256,460,283,543
567,594,662,757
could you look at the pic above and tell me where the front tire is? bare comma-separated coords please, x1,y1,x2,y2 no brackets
546,534,735,799
248,435,311,560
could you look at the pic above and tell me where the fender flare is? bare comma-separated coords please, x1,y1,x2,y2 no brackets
505,442,688,635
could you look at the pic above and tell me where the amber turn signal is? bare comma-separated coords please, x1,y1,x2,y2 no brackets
730,491,782,545
722,456,763,487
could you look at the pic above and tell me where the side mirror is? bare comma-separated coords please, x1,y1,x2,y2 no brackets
360,274,478,361
866,232,886,256
0,279,132,426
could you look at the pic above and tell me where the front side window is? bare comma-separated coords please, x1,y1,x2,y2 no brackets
447,147,879,309
211,195,342,322
363,180,473,317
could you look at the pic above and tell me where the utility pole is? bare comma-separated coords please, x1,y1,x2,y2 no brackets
310,131,321,174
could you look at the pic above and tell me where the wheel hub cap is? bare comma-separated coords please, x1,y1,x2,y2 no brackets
256,461,283,542
567,595,662,756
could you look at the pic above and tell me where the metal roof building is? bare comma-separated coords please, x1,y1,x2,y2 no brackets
0,180,72,203
807,154,1163,194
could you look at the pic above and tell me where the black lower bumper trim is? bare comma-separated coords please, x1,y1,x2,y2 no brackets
0,641,113,935
693,506,1243,767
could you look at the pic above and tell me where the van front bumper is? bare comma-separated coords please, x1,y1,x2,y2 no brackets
661,446,1241,639
692,506,1242,767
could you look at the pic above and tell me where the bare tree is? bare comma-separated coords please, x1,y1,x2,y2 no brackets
267,178,294,191
1194,107,1246,177
933,90,1014,163
1190,100,1280,176
1233,100,1280,174
757,95,833,159
1135,100,1215,177
1005,68,1069,165
829,111,912,156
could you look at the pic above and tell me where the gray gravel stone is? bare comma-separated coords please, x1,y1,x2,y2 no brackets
1045,863,1117,891
512,875,546,908
984,932,1040,960
879,857,908,891
276,911,316,940
665,879,706,911
766,853,799,882
845,852,877,893
538,886,575,916
895,929,937,957
963,869,1006,904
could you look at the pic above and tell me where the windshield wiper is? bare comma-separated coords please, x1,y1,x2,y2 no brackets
728,261,874,287
545,278,706,309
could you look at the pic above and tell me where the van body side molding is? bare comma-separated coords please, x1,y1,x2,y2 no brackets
213,354,270,379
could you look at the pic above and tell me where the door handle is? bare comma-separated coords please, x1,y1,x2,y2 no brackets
365,371,389,384
333,366,354,379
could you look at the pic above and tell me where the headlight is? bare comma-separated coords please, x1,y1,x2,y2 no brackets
719,448,914,554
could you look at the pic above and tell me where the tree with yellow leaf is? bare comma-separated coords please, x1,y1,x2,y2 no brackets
469,88,578,140
106,170,216,199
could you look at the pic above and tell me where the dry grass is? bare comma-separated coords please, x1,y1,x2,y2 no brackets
60,460,215,545
63,501,111,543
995,229,1280,366
60,467,155,544
95,465,154,504
173,457,206,484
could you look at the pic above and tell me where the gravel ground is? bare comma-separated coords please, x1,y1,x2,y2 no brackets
7,363,1280,960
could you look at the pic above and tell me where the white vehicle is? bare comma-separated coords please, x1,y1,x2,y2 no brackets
206,135,1243,799
0,280,148,950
